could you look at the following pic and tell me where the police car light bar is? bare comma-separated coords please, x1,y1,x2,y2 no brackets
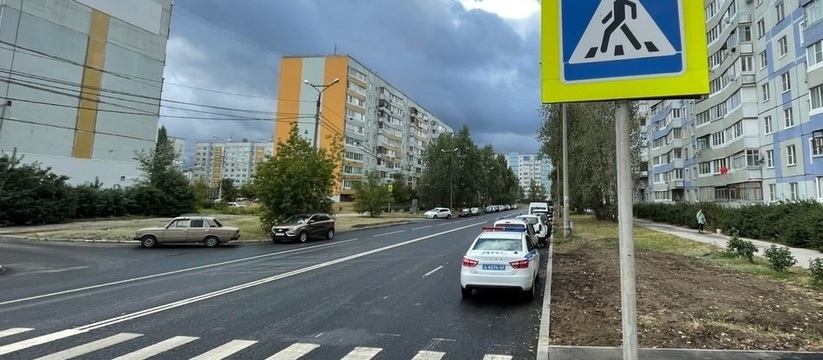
481,226,527,232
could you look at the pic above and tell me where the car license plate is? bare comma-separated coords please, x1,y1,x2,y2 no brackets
274,231,285,236
482,264,506,271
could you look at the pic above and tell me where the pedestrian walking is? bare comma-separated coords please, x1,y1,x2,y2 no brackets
696,209,706,234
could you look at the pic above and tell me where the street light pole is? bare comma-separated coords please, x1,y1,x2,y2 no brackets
305,78,340,149
562,103,570,238
441,147,458,210
212,135,227,201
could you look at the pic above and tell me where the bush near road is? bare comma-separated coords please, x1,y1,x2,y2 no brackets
550,215,823,350
635,201,823,251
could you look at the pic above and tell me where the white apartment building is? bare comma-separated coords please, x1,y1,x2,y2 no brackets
646,0,823,205
192,140,274,187
0,0,172,186
272,55,454,201
170,136,185,171
504,152,552,199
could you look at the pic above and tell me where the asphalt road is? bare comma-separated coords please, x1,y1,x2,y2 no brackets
0,210,546,360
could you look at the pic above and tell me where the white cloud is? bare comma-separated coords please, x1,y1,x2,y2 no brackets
459,0,540,20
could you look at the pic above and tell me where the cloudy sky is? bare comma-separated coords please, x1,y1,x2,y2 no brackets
159,0,543,163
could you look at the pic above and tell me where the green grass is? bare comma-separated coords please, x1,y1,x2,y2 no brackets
564,215,817,288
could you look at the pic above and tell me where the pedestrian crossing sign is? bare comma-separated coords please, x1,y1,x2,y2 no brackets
541,0,710,103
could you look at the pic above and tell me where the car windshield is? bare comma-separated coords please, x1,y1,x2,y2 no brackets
497,223,525,230
283,215,310,224
210,219,223,227
473,238,523,251
517,217,538,225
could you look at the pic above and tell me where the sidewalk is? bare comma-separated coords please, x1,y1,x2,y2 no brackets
549,345,823,359
635,218,823,269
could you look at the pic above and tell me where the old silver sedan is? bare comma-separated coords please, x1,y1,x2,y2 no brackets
134,216,240,248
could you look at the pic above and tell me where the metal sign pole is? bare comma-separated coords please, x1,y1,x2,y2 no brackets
615,99,638,360
562,103,570,238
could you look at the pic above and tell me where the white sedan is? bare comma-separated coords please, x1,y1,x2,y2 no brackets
423,207,452,219
460,226,541,300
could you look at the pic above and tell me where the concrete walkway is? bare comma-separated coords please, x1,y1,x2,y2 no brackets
635,218,823,269
549,345,823,359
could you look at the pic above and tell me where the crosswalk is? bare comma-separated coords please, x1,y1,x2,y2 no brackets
0,327,516,359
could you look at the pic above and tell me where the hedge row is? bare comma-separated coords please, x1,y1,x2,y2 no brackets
634,202,823,251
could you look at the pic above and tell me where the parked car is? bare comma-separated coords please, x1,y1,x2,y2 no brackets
460,225,541,300
470,207,481,216
516,214,550,247
271,213,335,243
493,219,539,249
135,216,240,248
424,207,452,219
459,208,472,217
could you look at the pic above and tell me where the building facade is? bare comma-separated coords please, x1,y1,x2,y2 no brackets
272,55,454,201
192,140,274,188
0,0,173,186
645,0,823,205
504,152,552,200
170,136,185,171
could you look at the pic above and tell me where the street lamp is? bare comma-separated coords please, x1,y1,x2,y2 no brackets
441,147,458,210
213,135,229,201
305,78,340,149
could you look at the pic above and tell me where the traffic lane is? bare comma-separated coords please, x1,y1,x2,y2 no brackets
45,220,544,359
0,218,464,303
0,220,488,336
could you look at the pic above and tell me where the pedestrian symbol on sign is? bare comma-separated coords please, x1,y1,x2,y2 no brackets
567,0,678,66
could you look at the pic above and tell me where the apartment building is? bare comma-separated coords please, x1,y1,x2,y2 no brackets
0,0,173,186
272,55,454,201
192,140,274,187
504,153,552,199
170,136,185,171
646,0,823,205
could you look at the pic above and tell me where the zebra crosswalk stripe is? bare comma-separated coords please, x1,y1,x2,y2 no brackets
33,333,143,360
189,339,258,360
111,335,198,360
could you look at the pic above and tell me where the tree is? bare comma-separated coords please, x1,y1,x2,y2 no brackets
253,122,342,228
353,171,391,217
238,181,257,199
193,179,209,204
220,178,238,202
133,126,196,217
526,179,547,202
537,102,642,219
390,172,412,206
0,150,78,226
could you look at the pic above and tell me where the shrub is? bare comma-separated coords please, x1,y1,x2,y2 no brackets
635,202,823,251
726,228,758,262
763,245,797,272
0,153,78,226
809,258,823,285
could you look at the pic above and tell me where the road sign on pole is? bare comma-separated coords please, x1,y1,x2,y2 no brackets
541,0,709,103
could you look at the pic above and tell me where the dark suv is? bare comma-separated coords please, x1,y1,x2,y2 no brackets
271,213,335,243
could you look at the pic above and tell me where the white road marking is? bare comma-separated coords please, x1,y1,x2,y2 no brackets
1,221,486,353
25,266,90,275
0,329,84,357
0,239,358,306
482,355,513,360
264,342,319,360
0,328,33,338
189,339,258,360
111,336,198,360
411,350,445,360
411,225,431,230
340,346,382,360
33,333,143,360
373,230,404,237
422,265,444,277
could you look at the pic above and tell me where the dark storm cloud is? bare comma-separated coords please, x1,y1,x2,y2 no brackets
162,0,542,154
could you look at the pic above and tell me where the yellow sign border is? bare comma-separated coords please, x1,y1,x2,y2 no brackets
541,0,710,103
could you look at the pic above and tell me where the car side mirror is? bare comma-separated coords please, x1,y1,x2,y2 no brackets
308,220,315,224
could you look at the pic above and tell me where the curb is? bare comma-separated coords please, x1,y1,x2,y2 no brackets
536,234,554,360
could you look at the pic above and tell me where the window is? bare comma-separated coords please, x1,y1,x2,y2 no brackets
767,149,775,168
787,145,797,165
769,183,777,202
190,219,205,228
778,36,788,57
781,72,791,92
813,130,823,156
790,182,798,201
818,176,823,199
777,2,785,23
699,162,712,174
808,0,823,25
740,55,754,72
712,130,725,147
812,86,823,111
762,82,770,101
746,149,761,167
757,19,766,38
740,25,752,42
765,115,773,133
808,41,823,68
760,50,768,69
784,107,794,128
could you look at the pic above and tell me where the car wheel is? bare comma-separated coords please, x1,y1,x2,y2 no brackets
446,214,451,219
524,276,537,301
204,236,219,248
326,228,335,240
461,287,473,298
298,231,308,243
140,235,157,248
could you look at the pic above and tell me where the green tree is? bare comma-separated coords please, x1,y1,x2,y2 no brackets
390,172,412,206
193,178,209,204
238,181,257,199
353,171,391,217
0,150,78,226
526,179,547,202
220,178,238,202
537,102,642,219
133,126,196,217
254,122,342,228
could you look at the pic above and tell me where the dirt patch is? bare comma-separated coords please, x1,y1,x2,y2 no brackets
550,239,823,350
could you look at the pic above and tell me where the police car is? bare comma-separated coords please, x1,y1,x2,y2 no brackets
460,226,541,301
